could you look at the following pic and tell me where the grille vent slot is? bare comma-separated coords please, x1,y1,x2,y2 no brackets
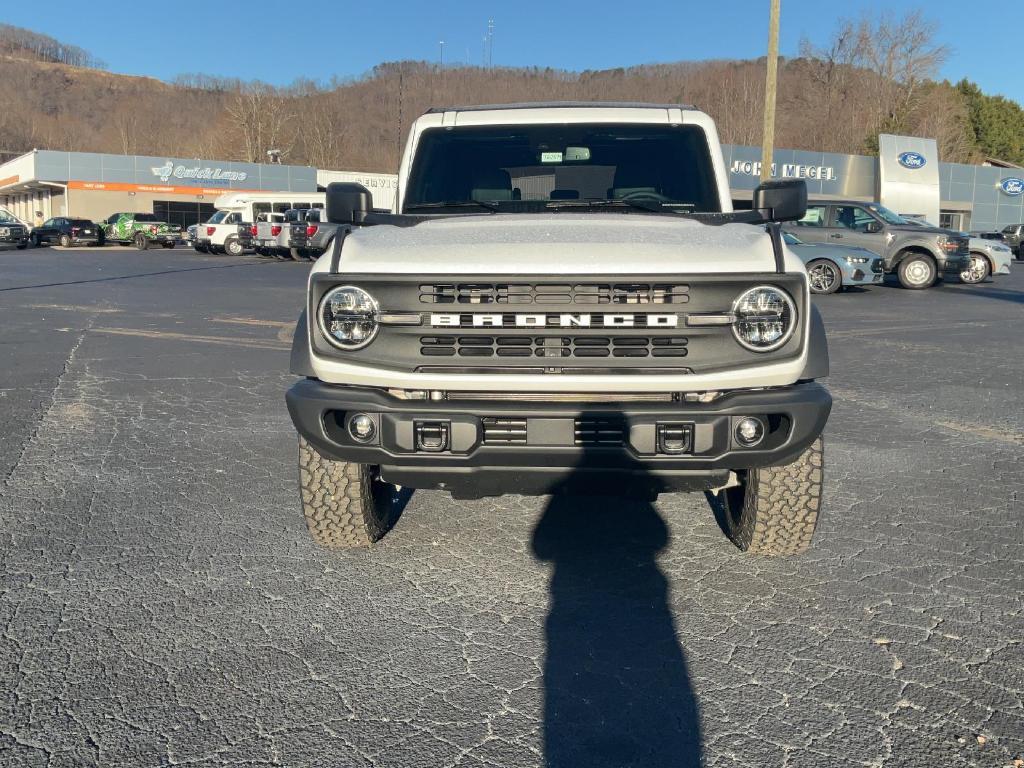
574,418,626,446
419,283,689,305
482,417,527,445
420,336,688,359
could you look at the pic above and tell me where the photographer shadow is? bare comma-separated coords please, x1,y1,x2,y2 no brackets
531,480,702,767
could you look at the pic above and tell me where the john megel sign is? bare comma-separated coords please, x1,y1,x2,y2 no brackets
151,161,248,184
729,160,837,181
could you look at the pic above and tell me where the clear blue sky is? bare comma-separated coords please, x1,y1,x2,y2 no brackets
5,0,1023,104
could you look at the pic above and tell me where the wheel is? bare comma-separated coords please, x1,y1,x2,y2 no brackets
897,253,935,289
717,437,824,556
289,247,303,261
194,244,209,254
134,233,149,250
224,237,244,257
58,233,71,248
16,241,27,250
297,435,399,548
806,259,842,294
162,241,175,249
960,253,990,284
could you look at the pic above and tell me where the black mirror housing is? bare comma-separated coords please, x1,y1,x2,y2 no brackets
752,180,807,222
326,182,373,224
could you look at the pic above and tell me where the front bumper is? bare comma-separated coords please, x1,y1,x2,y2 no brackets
938,253,970,273
286,380,831,498
843,258,885,285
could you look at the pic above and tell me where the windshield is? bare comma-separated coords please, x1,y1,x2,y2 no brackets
865,203,907,225
208,211,229,224
403,123,721,213
0,211,18,224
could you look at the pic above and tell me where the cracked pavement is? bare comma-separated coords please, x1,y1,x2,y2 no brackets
0,247,1021,767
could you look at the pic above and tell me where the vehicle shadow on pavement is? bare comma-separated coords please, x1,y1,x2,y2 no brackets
531,487,702,768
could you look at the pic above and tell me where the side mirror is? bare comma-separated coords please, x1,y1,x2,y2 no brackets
865,221,882,234
752,180,807,222
326,182,373,224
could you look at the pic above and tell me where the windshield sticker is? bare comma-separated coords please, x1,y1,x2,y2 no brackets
540,152,563,164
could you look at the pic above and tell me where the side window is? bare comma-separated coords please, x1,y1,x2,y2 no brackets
106,214,120,224
295,202,312,210
252,203,271,217
225,212,241,224
273,202,290,213
1003,225,1018,234
834,206,877,232
42,218,55,227
796,205,826,227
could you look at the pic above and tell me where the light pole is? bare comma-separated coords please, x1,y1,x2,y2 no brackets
760,0,781,183
439,40,445,67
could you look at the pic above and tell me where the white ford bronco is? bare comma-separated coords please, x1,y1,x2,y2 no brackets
287,102,831,555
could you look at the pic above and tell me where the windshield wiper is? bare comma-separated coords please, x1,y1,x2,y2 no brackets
404,201,499,213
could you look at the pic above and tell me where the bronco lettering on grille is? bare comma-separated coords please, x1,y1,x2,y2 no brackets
429,313,680,328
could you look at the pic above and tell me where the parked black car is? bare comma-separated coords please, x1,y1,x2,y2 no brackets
30,217,102,247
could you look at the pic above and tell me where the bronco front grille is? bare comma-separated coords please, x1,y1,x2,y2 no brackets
419,283,690,305
482,417,527,445
420,336,689,359
574,417,626,446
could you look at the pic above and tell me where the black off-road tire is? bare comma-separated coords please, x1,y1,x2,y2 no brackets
297,435,398,548
134,233,149,251
718,437,824,556
59,233,72,248
194,243,209,254
162,241,175,249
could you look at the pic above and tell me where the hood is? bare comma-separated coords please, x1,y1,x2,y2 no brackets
892,224,963,238
335,213,801,274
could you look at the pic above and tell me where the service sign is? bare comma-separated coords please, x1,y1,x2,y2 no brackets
999,177,1024,196
897,151,927,169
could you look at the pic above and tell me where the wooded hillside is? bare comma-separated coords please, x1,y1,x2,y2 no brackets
3,12,1022,171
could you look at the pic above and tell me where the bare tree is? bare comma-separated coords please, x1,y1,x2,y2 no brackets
223,84,295,163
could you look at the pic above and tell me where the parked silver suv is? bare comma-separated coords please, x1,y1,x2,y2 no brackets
784,200,969,289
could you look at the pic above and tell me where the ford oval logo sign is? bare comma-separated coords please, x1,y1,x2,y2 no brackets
897,151,927,169
1000,177,1024,196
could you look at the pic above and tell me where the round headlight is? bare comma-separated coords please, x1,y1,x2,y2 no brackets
318,285,379,350
731,286,797,352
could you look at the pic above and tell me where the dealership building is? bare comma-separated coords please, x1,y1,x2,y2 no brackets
1,134,1022,231
0,150,318,228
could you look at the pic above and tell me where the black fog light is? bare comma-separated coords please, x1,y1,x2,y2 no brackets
734,417,765,448
348,413,376,443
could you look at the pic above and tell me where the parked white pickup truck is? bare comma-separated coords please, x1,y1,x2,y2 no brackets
287,101,831,557
254,212,286,258
194,210,253,256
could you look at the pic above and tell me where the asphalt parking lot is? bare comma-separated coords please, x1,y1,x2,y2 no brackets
1,246,1021,768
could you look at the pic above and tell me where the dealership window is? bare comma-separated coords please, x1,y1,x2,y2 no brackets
939,212,966,231
153,201,216,228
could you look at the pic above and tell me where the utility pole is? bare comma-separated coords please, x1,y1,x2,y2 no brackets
439,40,445,67
760,0,781,183
487,19,494,67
